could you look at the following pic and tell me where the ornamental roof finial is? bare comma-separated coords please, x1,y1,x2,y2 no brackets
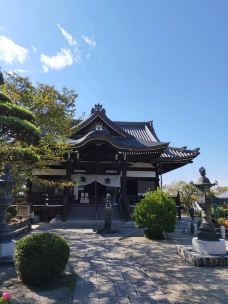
199,166,206,177
91,103,106,115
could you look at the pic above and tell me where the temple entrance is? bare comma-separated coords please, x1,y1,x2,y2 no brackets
83,182,106,204
72,174,121,205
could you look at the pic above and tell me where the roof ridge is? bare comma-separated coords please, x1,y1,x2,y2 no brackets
114,121,151,125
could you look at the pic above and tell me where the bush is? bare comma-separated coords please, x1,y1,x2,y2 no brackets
217,207,228,218
14,232,70,287
217,218,228,228
132,188,176,239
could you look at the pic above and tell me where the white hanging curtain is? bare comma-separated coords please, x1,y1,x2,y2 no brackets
72,174,120,188
72,174,96,186
96,175,120,187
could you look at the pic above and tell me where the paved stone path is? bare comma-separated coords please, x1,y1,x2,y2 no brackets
35,219,228,304
51,229,170,304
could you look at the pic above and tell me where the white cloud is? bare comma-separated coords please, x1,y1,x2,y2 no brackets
8,68,35,75
40,48,73,72
57,23,76,46
82,35,96,48
0,35,29,64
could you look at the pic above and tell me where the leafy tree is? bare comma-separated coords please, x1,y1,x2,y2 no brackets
211,186,228,196
163,181,199,208
132,189,176,239
1,72,78,190
0,73,40,164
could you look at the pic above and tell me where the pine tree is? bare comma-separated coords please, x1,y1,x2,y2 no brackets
0,71,40,164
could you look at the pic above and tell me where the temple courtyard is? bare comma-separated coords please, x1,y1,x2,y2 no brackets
0,219,228,304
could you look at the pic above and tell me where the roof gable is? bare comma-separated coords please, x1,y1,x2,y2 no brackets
71,104,132,138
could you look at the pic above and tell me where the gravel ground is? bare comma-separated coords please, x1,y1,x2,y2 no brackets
0,220,227,304
122,231,228,304
0,263,75,304
0,225,76,304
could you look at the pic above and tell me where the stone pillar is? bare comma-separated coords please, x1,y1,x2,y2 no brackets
0,165,15,263
220,226,226,239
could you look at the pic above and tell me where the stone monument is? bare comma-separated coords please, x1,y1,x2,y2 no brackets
104,193,112,230
177,167,227,266
0,164,15,263
190,167,226,255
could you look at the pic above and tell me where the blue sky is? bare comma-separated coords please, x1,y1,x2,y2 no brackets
0,0,228,186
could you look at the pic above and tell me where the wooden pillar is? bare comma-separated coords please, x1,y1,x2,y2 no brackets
155,163,160,189
121,163,129,218
63,159,72,220
160,162,163,190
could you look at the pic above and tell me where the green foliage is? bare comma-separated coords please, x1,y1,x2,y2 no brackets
0,73,40,168
0,115,40,144
211,186,228,196
132,188,176,239
0,92,12,103
0,73,77,188
0,102,35,121
217,207,228,218
163,181,199,207
2,73,77,139
0,144,40,163
14,232,70,287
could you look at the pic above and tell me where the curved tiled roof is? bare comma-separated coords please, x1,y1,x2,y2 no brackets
69,130,168,151
216,191,228,199
115,121,159,142
115,121,199,161
70,104,200,165
161,147,200,160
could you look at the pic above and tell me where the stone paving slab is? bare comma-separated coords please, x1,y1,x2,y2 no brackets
130,297,170,304
71,232,169,304
29,219,228,304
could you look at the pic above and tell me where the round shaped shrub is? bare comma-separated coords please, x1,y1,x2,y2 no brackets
132,189,176,239
14,232,70,287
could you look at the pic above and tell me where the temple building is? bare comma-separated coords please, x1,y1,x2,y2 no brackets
31,104,200,219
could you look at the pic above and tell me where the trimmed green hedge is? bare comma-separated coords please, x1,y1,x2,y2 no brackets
132,188,177,239
14,232,70,287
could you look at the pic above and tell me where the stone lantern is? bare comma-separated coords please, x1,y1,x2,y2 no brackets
190,167,226,254
104,193,112,230
0,164,15,263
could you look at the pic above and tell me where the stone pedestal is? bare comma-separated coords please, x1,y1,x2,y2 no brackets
192,237,226,255
177,245,228,267
0,236,15,263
